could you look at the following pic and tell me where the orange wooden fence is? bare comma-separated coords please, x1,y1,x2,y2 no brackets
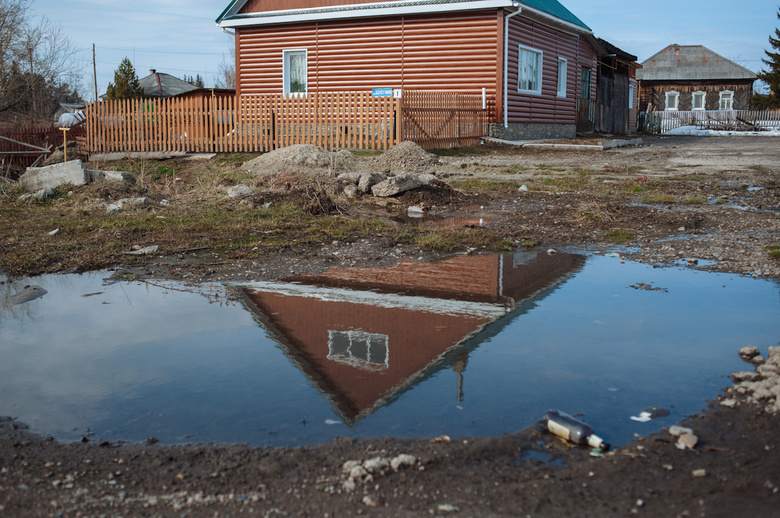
84,91,492,154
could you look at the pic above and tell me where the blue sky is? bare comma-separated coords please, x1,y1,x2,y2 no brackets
31,0,779,100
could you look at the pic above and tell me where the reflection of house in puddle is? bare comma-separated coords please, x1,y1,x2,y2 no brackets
239,252,584,425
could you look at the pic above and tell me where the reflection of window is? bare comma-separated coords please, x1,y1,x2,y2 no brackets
557,57,567,98
283,49,307,96
719,90,733,110
665,91,679,111
518,45,542,95
580,67,591,100
328,330,389,371
692,91,705,110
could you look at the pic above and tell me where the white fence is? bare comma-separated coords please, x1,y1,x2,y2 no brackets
640,110,780,134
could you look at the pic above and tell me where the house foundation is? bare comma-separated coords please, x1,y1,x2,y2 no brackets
487,123,576,141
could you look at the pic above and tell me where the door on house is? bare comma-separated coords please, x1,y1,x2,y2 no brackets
580,67,592,100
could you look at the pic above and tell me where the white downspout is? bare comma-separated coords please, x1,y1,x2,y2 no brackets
503,2,522,128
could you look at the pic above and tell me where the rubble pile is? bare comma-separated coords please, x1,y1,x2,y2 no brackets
721,345,780,413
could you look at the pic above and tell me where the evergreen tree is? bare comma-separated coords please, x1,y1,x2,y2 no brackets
106,57,143,100
756,8,780,108
194,74,205,88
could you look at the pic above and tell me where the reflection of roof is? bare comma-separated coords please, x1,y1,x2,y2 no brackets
637,45,756,82
138,71,198,98
238,252,585,425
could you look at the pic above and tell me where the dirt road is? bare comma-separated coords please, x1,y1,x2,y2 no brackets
1,135,779,516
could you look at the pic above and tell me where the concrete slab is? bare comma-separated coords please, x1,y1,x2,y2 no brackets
20,160,89,192
89,151,188,161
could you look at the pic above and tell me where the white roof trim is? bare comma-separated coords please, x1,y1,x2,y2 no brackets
218,0,515,28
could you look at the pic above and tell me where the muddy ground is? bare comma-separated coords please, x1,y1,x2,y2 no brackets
1,135,780,516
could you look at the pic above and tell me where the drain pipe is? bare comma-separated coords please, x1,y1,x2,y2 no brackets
504,2,522,129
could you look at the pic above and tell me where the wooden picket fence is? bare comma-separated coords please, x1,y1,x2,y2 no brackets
640,109,780,134
84,91,491,155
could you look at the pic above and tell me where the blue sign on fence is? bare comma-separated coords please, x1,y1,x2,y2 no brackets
372,88,393,97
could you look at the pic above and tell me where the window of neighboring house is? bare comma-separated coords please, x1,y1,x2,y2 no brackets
719,90,734,110
580,67,591,100
629,84,635,109
283,49,307,96
518,45,543,95
692,91,706,110
665,91,679,111
557,57,567,98
328,330,389,371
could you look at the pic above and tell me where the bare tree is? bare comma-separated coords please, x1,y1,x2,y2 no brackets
0,0,80,121
215,34,235,90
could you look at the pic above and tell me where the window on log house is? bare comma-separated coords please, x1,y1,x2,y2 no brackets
665,91,679,111
518,45,543,95
557,58,568,98
692,91,706,111
719,91,733,110
283,49,307,96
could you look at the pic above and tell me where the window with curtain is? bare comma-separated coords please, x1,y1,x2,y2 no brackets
719,91,733,110
283,49,307,95
518,45,542,95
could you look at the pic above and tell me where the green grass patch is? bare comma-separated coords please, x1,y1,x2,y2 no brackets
767,245,780,259
453,179,520,192
606,229,632,244
643,194,677,203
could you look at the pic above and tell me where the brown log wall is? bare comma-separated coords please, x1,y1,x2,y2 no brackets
236,11,501,118
639,83,754,112
505,18,597,126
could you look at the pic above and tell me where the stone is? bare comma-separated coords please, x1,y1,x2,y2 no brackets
676,434,699,450
106,197,149,214
228,184,253,199
363,457,389,474
20,188,56,201
94,170,136,184
10,285,47,305
752,355,766,366
342,460,361,474
757,364,780,377
349,466,368,481
337,172,361,183
739,345,760,361
692,469,707,478
371,174,421,197
719,398,738,408
731,371,761,383
358,172,386,193
668,425,694,437
391,454,416,472
418,173,435,185
362,495,381,507
342,478,356,492
343,184,358,197
20,160,89,191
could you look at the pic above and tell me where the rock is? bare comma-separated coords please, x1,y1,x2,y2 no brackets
752,355,766,366
343,184,358,197
757,364,780,377
342,478,356,492
349,466,368,481
10,285,47,305
91,170,136,184
363,457,389,474
20,160,89,191
371,174,422,197
337,172,361,183
739,345,760,361
122,245,159,256
106,197,150,213
731,371,761,383
342,460,360,474
362,495,381,507
391,454,416,472
719,398,738,408
692,469,707,478
418,173,435,185
20,188,56,201
668,425,694,437
228,183,253,199
358,172,387,193
676,434,699,450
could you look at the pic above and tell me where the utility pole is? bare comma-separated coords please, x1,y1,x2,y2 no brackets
93,44,98,101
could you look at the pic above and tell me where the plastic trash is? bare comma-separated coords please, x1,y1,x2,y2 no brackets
630,406,670,422
519,184,529,191
48,227,60,235
542,409,610,451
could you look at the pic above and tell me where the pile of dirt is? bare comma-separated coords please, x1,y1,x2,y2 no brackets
372,141,440,173
242,145,362,176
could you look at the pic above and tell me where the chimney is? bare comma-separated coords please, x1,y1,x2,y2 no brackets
150,69,156,74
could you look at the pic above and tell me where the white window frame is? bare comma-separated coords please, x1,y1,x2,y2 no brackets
556,57,567,98
665,90,679,111
282,49,307,96
327,330,389,371
517,44,543,95
628,84,634,109
719,90,734,110
692,91,706,111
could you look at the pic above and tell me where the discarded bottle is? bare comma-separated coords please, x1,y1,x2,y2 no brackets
543,409,610,451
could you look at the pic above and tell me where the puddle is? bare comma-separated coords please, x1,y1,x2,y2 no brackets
1,252,779,449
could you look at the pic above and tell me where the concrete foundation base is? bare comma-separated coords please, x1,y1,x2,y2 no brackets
487,123,575,141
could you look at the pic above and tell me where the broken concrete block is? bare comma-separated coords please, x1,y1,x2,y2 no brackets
89,170,136,184
106,197,150,214
358,172,386,193
20,160,89,192
371,174,421,197
227,184,253,199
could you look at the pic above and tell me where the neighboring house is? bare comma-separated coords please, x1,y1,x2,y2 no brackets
592,38,640,134
139,69,199,98
637,44,757,112
216,0,604,140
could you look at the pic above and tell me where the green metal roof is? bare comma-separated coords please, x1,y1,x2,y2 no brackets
519,0,590,31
